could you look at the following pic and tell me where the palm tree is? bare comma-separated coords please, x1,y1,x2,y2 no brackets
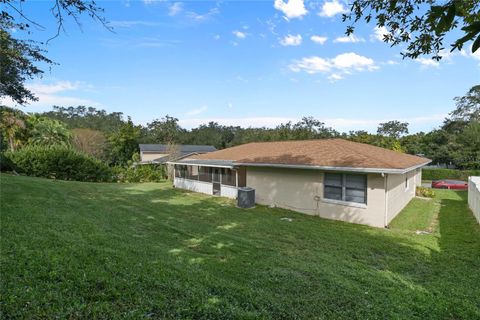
28,116,72,147
0,109,25,151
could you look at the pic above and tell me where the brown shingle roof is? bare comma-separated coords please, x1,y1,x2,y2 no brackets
186,139,430,170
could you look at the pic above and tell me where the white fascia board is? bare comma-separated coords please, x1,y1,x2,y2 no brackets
166,161,234,169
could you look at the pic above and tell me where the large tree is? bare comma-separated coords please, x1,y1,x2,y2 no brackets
377,120,409,139
443,85,480,133
107,118,140,165
0,0,109,105
344,0,480,61
143,115,185,145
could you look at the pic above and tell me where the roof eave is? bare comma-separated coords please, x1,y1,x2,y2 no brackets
235,160,432,174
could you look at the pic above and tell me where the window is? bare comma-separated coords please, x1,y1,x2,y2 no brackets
221,168,236,186
324,173,367,204
405,175,409,190
175,165,187,178
199,167,212,182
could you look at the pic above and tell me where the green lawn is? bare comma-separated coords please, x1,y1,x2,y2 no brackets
1,174,480,319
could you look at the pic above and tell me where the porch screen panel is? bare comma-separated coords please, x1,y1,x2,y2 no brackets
221,168,236,186
175,165,187,178
199,167,212,182
186,166,199,180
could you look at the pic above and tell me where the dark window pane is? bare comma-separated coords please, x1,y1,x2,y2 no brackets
324,186,342,200
325,173,342,187
345,188,366,203
345,174,366,189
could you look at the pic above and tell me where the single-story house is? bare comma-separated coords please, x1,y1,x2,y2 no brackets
168,139,431,228
139,144,217,164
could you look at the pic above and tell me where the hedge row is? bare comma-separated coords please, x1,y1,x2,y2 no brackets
114,164,166,183
1,146,166,183
422,168,480,181
3,145,114,182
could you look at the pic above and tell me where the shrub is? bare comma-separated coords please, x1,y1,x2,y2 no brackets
422,168,480,181
114,164,166,183
416,186,435,198
5,145,113,182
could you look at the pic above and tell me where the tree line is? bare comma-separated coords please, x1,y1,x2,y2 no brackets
1,85,479,169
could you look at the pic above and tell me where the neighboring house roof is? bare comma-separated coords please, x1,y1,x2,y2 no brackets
174,139,430,174
139,144,217,153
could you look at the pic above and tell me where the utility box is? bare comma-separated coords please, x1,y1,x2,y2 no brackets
237,187,255,209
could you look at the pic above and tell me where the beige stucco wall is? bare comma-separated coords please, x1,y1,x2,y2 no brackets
385,169,418,224
246,167,387,228
140,152,168,162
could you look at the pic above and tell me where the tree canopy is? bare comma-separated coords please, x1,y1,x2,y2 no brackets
344,0,480,61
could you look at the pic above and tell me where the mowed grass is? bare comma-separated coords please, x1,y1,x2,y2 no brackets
1,175,480,319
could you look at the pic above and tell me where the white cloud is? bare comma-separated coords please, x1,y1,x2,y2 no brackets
168,2,183,16
331,52,377,71
310,35,328,44
274,0,307,19
372,26,389,41
415,57,440,68
233,30,247,39
289,56,332,74
143,0,164,4
385,60,399,65
318,0,347,17
280,34,302,46
327,73,343,82
28,81,81,95
334,34,365,43
289,52,378,80
186,105,208,116
185,7,219,22
0,80,101,109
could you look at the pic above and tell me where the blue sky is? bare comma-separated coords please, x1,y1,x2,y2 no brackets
4,0,480,133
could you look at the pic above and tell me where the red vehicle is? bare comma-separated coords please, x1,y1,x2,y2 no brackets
431,180,468,190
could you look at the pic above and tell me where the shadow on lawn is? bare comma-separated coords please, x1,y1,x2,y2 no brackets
42,182,480,318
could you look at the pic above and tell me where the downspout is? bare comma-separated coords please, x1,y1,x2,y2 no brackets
383,173,389,228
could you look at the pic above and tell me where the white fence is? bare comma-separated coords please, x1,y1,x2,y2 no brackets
468,176,480,224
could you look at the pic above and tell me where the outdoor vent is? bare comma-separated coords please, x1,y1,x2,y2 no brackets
237,187,255,209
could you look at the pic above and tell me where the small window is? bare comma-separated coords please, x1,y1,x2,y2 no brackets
221,168,236,186
405,176,409,190
324,173,367,204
